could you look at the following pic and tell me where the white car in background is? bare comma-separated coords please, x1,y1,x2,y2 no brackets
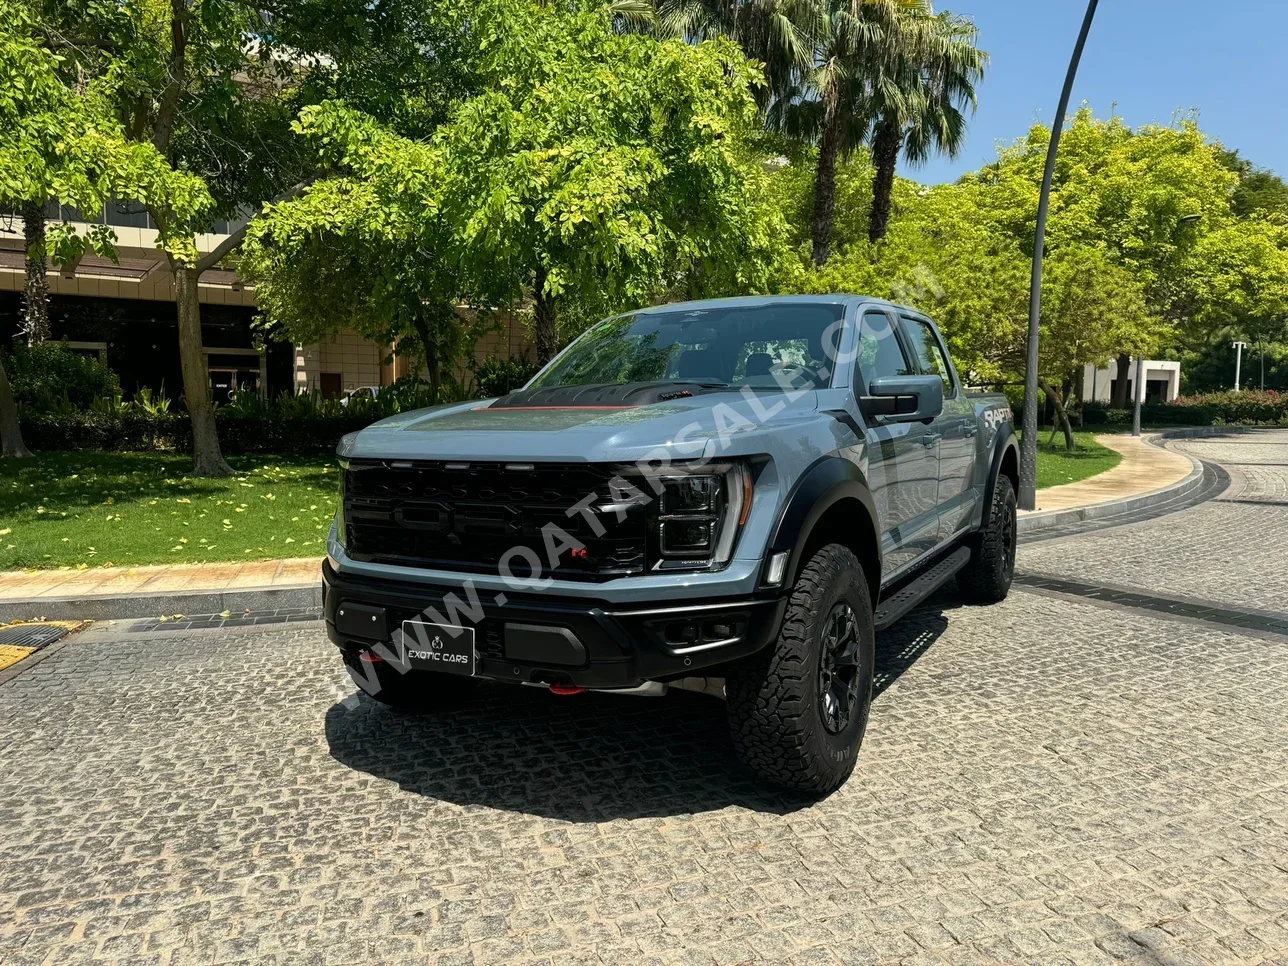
338,386,381,407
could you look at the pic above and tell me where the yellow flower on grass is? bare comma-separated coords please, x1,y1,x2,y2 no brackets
0,528,10,536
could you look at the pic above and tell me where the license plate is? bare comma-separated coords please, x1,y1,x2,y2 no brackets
397,621,476,676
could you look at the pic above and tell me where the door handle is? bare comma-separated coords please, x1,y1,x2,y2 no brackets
922,433,942,446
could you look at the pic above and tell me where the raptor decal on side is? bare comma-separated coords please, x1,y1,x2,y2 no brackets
983,406,1013,431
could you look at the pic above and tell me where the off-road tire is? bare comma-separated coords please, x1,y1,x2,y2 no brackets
957,474,1017,604
342,652,476,711
726,544,875,794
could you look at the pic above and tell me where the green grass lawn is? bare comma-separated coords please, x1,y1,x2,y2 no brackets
0,452,338,571
1032,431,1123,489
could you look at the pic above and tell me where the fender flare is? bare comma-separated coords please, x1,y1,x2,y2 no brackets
980,423,1019,530
765,456,882,595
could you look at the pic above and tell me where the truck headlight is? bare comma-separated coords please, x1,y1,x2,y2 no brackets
656,464,752,569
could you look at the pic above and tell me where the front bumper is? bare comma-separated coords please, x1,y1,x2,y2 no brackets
322,560,787,690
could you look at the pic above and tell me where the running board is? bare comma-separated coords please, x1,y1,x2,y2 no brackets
873,546,971,631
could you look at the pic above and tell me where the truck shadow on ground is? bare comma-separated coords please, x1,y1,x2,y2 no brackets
324,594,956,821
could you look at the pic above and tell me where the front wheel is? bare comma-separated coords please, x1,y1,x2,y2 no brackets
957,474,1017,604
725,544,875,794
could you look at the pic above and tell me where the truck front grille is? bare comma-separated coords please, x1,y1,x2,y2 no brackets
343,460,648,580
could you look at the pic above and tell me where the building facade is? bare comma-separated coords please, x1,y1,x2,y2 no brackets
1080,358,1182,407
1,204,533,402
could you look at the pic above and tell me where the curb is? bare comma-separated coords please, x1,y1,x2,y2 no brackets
1016,431,1214,535
0,582,321,624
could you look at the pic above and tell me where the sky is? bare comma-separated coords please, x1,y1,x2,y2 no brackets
915,0,1288,185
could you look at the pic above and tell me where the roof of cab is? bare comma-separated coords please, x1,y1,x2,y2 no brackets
628,294,882,315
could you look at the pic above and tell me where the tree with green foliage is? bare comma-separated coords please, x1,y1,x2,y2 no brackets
1,0,209,458
448,0,788,361
1218,149,1288,221
1032,244,1160,447
94,0,324,476
241,104,484,397
249,0,790,370
968,110,1235,405
1191,221,1288,391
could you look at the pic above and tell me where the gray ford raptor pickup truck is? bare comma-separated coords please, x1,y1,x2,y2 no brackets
324,296,1018,793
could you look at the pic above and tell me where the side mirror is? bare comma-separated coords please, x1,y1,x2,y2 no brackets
860,375,944,423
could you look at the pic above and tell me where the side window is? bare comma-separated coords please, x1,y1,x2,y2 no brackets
899,318,954,395
857,312,914,388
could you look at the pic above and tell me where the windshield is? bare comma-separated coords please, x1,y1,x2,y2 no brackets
531,302,847,392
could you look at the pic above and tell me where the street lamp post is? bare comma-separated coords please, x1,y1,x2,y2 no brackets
1132,354,1145,436
1019,0,1100,511
1232,341,1247,392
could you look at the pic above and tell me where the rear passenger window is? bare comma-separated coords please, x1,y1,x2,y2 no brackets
858,312,913,387
899,318,954,395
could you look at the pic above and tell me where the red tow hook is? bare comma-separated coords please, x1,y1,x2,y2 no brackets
358,650,384,664
548,684,586,696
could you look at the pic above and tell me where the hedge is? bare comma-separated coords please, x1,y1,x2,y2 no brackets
1083,390,1286,427
21,409,382,454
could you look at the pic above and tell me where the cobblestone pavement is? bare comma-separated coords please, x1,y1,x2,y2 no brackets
1019,430,1288,616
2,435,1288,966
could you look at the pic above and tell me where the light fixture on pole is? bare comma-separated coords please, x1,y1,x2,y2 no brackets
1232,341,1247,391
1019,0,1100,512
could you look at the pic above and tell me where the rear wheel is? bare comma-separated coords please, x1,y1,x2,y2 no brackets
957,474,1017,604
726,544,875,794
342,651,476,711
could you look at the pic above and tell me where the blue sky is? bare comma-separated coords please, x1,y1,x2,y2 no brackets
915,0,1288,185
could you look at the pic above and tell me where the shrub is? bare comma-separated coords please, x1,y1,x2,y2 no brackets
472,354,538,398
19,379,467,454
6,341,121,412
1082,391,1286,427
22,409,185,451
1170,389,1285,425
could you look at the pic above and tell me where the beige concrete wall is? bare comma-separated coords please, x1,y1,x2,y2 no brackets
296,332,387,395
297,310,536,394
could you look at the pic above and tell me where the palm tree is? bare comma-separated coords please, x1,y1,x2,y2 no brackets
642,0,982,263
650,0,920,264
865,9,985,244
802,0,916,265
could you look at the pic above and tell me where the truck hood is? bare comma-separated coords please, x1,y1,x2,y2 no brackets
341,391,822,463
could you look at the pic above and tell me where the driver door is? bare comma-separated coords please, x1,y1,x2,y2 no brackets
856,311,940,580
